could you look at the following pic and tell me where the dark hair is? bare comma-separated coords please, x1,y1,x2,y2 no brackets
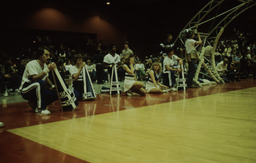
109,44,116,49
124,53,135,65
166,46,175,54
74,54,83,63
36,46,49,58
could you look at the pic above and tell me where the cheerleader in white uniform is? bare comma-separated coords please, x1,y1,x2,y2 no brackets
146,62,169,93
123,54,146,96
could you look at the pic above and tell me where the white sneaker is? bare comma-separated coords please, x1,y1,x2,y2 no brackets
170,87,178,91
0,122,4,128
35,109,51,115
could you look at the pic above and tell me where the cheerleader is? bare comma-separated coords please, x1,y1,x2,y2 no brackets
123,54,146,96
146,62,169,93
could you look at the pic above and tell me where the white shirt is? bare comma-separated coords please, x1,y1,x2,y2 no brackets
216,61,228,75
103,53,120,64
204,45,214,58
121,48,133,59
19,60,48,89
185,38,196,54
163,55,178,73
86,64,96,72
69,65,83,81
134,63,145,70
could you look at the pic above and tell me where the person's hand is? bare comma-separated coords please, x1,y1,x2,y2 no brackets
48,62,56,70
81,62,86,67
177,69,182,73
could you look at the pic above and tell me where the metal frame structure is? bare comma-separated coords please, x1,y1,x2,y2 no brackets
174,0,256,86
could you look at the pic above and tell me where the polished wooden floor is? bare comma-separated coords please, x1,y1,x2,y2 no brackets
1,79,256,163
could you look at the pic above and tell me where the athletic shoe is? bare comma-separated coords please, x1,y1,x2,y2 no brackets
35,109,51,115
126,91,133,96
170,87,178,91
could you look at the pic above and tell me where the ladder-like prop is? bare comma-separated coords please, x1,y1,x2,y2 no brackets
175,0,256,85
110,64,121,95
52,68,78,111
82,66,96,100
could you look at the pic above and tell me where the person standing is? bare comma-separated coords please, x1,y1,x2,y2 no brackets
120,41,134,62
185,28,202,88
19,46,58,115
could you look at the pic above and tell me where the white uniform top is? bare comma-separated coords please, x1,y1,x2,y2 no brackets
204,45,214,58
69,65,83,81
216,61,228,75
163,55,178,73
19,60,48,89
103,53,120,64
185,38,196,54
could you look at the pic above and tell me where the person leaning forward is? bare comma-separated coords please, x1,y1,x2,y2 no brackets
19,46,58,115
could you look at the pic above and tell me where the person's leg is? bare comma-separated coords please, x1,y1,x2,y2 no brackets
187,59,196,87
148,88,164,94
131,81,146,96
73,81,83,101
21,82,40,109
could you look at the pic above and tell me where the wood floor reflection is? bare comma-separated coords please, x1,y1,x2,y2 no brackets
1,79,256,163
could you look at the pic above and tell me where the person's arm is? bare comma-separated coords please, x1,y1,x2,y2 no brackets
72,62,85,81
165,64,181,72
195,33,202,45
31,63,56,82
123,64,134,76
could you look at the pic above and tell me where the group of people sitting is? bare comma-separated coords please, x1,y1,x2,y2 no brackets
14,43,185,116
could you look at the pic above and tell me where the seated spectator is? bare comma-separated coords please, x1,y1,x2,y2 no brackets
163,47,182,90
146,62,169,93
86,59,96,82
123,54,146,96
134,60,145,81
102,44,121,82
69,54,86,101
3,57,22,93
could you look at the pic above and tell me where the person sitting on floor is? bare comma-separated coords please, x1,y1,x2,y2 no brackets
123,54,146,96
146,62,169,93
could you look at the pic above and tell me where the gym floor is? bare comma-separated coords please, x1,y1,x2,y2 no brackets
1,79,256,163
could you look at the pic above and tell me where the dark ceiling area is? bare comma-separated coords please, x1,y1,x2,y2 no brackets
0,0,255,57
